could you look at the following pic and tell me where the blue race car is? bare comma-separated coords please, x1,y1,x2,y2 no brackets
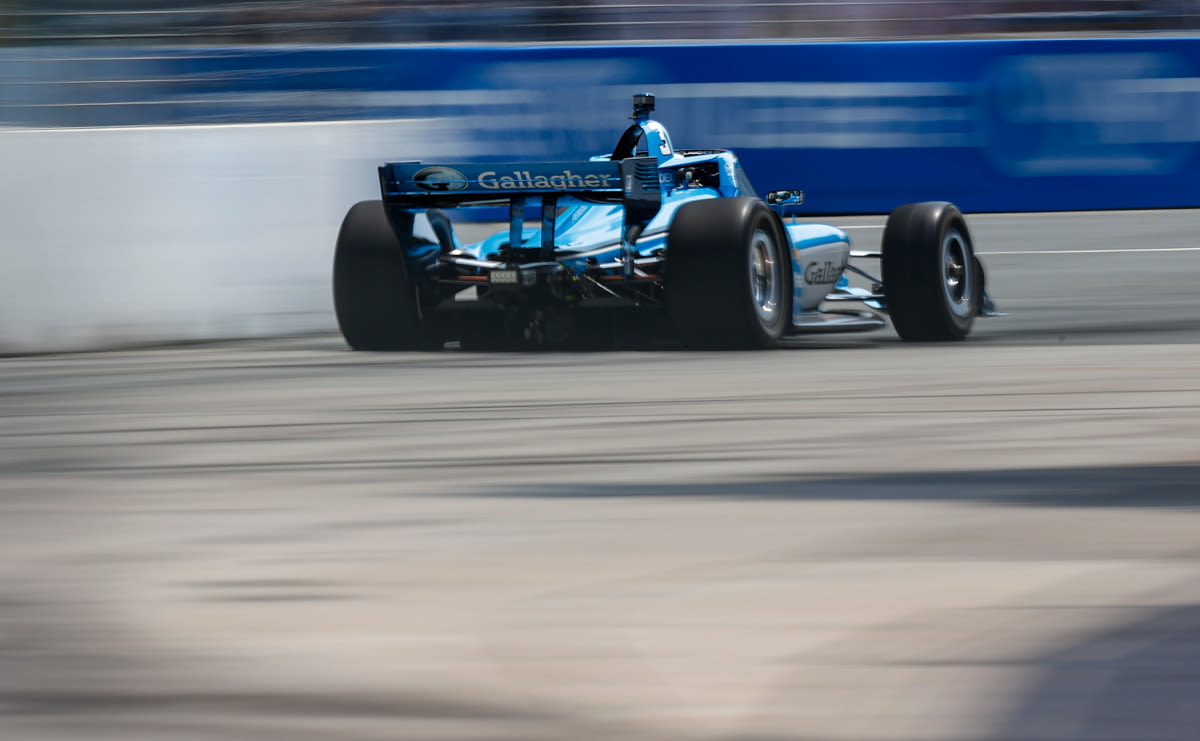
333,93,1000,350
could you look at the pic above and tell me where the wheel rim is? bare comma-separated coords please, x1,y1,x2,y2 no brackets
748,227,783,328
941,227,974,320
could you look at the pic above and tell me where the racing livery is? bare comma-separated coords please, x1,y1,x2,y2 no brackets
333,93,1001,350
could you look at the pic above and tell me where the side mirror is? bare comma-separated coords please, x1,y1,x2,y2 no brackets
767,189,804,206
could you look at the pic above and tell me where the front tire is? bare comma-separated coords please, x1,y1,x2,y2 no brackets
666,197,791,349
332,200,438,351
881,201,979,341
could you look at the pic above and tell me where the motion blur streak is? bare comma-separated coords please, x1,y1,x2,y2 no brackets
3,345,1200,740
4,1,1198,45
4,211,1200,740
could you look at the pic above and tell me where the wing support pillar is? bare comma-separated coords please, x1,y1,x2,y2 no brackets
508,199,525,257
618,156,662,279
540,196,557,260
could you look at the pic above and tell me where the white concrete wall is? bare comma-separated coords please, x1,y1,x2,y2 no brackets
0,120,450,353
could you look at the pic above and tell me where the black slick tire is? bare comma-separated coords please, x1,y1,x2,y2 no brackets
332,200,437,351
881,201,979,342
666,197,791,349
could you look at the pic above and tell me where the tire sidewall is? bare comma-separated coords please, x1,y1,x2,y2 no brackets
742,206,790,346
935,210,977,337
333,200,434,350
666,197,791,349
882,201,978,342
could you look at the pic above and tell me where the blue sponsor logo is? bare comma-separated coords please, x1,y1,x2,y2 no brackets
413,166,469,192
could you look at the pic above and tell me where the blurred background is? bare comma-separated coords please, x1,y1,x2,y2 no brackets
3,1,1200,130
2,2,1199,351
1,0,1199,45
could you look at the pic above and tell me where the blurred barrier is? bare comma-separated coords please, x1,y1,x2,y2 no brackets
0,121,444,353
3,37,1200,351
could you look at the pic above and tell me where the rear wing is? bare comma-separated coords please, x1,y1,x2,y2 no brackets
380,161,632,206
380,157,662,274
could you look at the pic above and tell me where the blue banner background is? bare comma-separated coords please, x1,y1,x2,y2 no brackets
5,38,1199,213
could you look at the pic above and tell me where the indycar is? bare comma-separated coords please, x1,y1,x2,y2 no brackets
333,92,1000,350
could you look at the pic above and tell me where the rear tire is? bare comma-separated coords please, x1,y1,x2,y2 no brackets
881,201,979,341
333,200,438,351
666,197,791,349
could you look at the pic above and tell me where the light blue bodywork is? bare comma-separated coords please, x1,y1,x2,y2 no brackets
378,93,877,333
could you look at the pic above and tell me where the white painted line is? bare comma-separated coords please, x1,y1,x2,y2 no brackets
968,209,1200,219
839,210,1200,230
982,247,1200,255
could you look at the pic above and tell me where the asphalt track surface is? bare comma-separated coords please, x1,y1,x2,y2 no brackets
3,210,1200,741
